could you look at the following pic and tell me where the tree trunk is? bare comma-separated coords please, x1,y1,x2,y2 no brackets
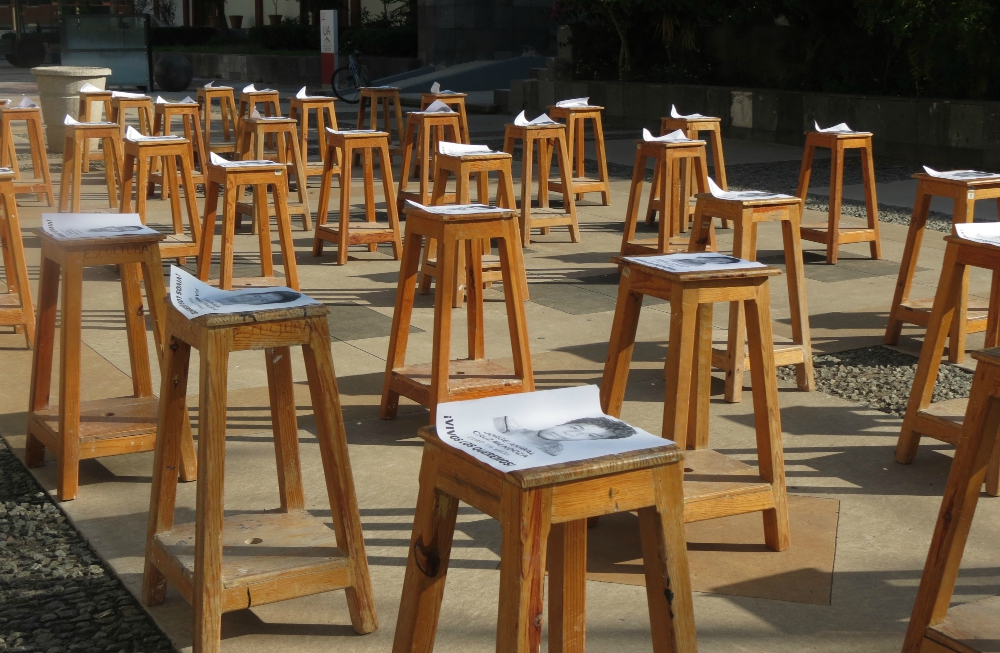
606,7,631,81
255,0,263,26
350,0,361,27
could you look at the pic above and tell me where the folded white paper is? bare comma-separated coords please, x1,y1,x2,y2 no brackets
296,86,325,100
555,97,591,108
155,95,196,105
79,82,103,93
249,108,285,121
16,96,37,108
63,114,113,126
242,83,274,93
405,200,508,215
42,213,158,240
514,110,557,127
423,99,455,113
707,177,795,201
642,127,691,143
169,267,319,319
923,166,1000,181
125,125,182,142
111,90,147,99
955,222,1000,247
670,104,707,119
205,80,214,88
814,121,858,134
623,252,766,274
437,385,670,472
429,81,456,94
324,127,380,135
209,151,275,167
437,142,493,156
0,167,12,175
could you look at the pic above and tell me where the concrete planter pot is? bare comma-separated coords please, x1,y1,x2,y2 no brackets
31,65,112,153
268,15,282,25
229,15,243,29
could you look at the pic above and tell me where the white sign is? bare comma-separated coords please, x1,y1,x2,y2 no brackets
42,213,158,240
436,385,669,472
320,10,338,55
623,252,766,274
169,267,320,319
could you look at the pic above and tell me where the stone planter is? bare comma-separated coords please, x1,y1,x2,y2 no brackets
229,15,243,29
31,66,112,153
269,15,282,25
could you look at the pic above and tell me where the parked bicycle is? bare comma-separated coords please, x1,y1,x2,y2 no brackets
332,50,371,104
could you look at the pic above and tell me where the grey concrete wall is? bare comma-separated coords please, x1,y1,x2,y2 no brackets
509,78,1000,168
417,0,555,65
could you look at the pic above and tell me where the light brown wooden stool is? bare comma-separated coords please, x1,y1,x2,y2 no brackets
689,194,815,403
313,129,400,265
234,116,312,232
601,256,791,551
419,150,527,307
661,112,729,190
110,96,154,145
547,103,611,205
901,346,1000,653
196,85,238,155
503,121,580,245
0,169,35,347
381,203,533,422
397,111,461,210
884,172,1000,364
237,88,281,151
142,300,378,653
0,105,54,205
392,425,697,653
150,99,207,195
420,92,470,144
621,138,709,256
198,158,299,291
59,121,122,212
78,89,112,172
120,136,202,263
896,235,1000,497
357,87,403,154
289,94,338,181
796,129,881,264
25,228,196,501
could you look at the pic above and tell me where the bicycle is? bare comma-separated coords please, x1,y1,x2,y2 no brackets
332,50,371,104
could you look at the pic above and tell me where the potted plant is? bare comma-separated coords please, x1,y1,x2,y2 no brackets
229,14,243,28
268,0,282,25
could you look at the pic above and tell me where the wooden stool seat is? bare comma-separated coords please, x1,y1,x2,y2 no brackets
143,300,377,653
150,99,207,192
0,170,35,347
796,129,881,264
503,122,580,245
198,158,299,290
59,121,122,212
120,136,202,262
357,87,403,155
313,129,400,265
289,94,338,179
885,172,1000,364
896,235,1000,497
622,138,709,256
77,89,112,172
902,347,1000,653
110,95,154,141
392,425,697,653
397,112,462,210
381,203,533,421
547,103,611,205
235,116,312,231
1,105,54,205
600,256,791,550
25,227,196,501
688,193,815,403
419,92,470,144
196,86,238,154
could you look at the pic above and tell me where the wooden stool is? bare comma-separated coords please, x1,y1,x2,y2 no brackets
896,235,1000,497
901,347,1000,653
884,172,1000,364
357,87,403,153
237,88,280,151
198,159,299,290
111,96,154,143
397,111,462,210
313,129,401,265
689,194,815,403
59,121,122,212
289,95,338,180
150,99,207,194
392,425,697,653
0,170,35,347
120,136,202,263
142,301,378,653
419,150,527,307
419,92,470,144
25,228,196,501
547,103,611,205
78,89,112,172
234,116,312,232
600,256,791,551
503,122,580,245
380,203,533,422
0,104,54,205
661,113,729,190
621,138,709,256
196,85,238,155
796,129,881,264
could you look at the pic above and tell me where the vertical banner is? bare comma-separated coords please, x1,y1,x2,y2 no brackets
320,10,338,89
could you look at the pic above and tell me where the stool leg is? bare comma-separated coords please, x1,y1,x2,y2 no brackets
496,482,551,653
519,137,534,246
57,254,84,501
547,520,587,653
255,183,276,279
885,187,931,345
949,195,975,364
120,262,154,398
265,346,305,511
397,122,416,213
197,181,221,281
826,142,844,264
663,284,699,441
26,256,60,468
179,151,203,250
621,149,647,254
465,238,485,356
28,117,52,205
312,144,337,257
120,153,136,213
338,146,354,266
391,446,459,653
418,239,436,295
498,219,534,386
1,192,34,347
274,175,301,288
723,210,752,403
600,270,643,417
593,113,611,206
686,301,713,450
363,147,378,256
101,136,120,209
378,142,402,260
429,239,457,418
638,462,698,653
783,205,815,391
218,179,238,290
645,157,662,226
556,134,581,243
860,142,881,260
381,230,422,419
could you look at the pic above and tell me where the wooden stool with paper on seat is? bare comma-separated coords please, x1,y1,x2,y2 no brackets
289,88,339,182
234,114,312,232
77,87,112,172
0,100,54,205
419,89,470,144
357,86,403,156
110,95,154,143
600,254,791,551
149,97,207,196
0,169,35,347
547,100,611,205
59,117,123,212
237,85,281,151
397,109,462,210
196,84,238,155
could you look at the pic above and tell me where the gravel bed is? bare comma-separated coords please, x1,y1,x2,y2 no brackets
777,345,973,416
0,440,174,653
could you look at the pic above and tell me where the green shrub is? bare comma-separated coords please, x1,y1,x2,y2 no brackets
248,19,320,51
339,26,416,57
